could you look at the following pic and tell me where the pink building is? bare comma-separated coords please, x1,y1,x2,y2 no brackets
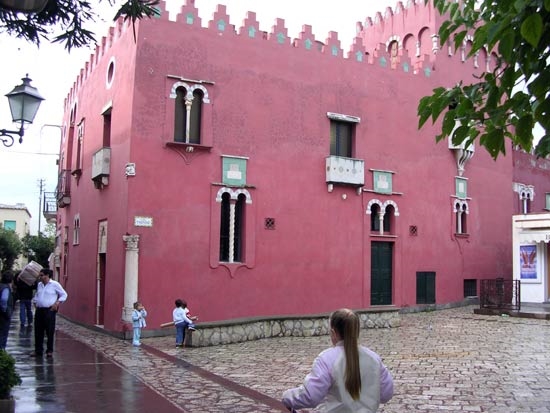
54,0,550,335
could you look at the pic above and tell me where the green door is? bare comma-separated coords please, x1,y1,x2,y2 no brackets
371,242,393,305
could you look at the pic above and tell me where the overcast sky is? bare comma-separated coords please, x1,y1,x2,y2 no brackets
0,0,395,234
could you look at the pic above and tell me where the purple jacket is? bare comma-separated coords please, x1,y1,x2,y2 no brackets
282,342,393,412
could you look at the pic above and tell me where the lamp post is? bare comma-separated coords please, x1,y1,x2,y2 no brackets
1,75,44,147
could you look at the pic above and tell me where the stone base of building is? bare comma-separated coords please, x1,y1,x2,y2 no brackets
161,307,401,348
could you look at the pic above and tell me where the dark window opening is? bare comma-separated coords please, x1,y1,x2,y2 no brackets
103,110,112,147
384,205,394,233
219,193,230,262
330,120,352,157
416,271,435,304
464,279,477,297
174,87,203,144
370,204,380,232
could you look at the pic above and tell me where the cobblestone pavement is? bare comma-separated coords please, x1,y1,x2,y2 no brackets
52,306,550,412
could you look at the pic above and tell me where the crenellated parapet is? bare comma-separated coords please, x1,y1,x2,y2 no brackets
63,0,495,112
64,15,134,112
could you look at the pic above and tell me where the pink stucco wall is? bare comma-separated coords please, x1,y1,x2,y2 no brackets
55,1,537,333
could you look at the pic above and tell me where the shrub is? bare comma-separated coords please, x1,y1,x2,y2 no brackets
0,350,21,399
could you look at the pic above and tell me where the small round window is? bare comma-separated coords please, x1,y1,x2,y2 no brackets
106,58,115,88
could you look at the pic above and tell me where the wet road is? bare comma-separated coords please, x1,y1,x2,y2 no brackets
8,325,181,413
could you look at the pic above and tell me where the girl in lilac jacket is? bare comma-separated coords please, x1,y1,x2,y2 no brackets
282,308,394,412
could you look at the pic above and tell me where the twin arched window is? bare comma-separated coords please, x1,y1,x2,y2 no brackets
219,192,246,263
174,86,204,144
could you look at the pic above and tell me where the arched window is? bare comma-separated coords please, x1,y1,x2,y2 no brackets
370,204,381,232
174,86,204,144
454,201,468,234
219,192,246,263
384,204,395,233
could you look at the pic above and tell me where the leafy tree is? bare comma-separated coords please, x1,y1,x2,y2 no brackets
0,0,159,51
22,233,54,268
0,226,23,271
43,222,56,238
418,0,550,159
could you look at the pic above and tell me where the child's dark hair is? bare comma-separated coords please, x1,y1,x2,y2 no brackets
175,299,187,308
133,301,141,309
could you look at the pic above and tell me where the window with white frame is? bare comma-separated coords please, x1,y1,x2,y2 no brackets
73,214,80,245
520,189,533,214
210,187,255,273
514,183,534,214
327,112,360,157
174,85,205,144
219,192,246,263
75,119,85,173
454,200,468,234
3,220,16,231
368,200,399,235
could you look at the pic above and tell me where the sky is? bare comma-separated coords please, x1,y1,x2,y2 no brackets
0,0,395,234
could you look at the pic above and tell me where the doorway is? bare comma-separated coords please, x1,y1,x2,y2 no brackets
371,241,393,305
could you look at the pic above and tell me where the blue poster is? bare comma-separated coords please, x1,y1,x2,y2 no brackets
520,245,537,279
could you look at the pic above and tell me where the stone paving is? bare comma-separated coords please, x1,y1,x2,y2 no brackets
53,305,550,412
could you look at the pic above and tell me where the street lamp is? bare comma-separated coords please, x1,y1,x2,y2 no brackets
1,75,44,147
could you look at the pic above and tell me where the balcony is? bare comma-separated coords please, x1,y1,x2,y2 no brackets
325,156,365,192
56,170,71,208
43,192,57,222
92,147,111,188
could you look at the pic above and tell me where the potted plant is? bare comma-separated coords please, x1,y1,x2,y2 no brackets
0,350,21,413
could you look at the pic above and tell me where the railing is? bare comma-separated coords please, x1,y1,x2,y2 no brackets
43,192,57,221
480,278,520,311
56,170,71,208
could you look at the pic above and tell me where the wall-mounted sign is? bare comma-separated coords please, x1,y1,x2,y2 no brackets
134,216,153,227
222,155,248,186
373,170,392,194
456,177,468,199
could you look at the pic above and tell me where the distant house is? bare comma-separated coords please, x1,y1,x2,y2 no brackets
53,0,550,335
0,203,31,270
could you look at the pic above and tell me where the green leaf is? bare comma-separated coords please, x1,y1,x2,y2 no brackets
520,13,543,47
451,124,470,146
545,0,550,11
498,30,515,62
534,98,550,130
480,129,506,159
442,111,457,135
514,115,534,148
535,135,550,158
527,70,550,99
418,97,433,128
454,31,468,50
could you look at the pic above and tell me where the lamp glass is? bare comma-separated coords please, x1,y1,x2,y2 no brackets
5,76,44,125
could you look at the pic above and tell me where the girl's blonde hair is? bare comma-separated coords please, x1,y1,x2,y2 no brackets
330,308,361,400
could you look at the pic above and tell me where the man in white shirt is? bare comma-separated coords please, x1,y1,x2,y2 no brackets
31,269,68,358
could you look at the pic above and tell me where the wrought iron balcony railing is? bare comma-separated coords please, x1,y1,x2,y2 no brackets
43,191,57,222
56,169,71,208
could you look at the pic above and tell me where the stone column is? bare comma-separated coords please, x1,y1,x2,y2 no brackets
121,234,140,322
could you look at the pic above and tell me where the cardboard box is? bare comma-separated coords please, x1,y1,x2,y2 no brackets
18,261,43,286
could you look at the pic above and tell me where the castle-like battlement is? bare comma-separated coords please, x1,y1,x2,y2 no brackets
64,0,495,109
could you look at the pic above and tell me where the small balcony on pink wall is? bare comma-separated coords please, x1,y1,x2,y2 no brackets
91,147,111,189
56,170,71,208
325,156,365,194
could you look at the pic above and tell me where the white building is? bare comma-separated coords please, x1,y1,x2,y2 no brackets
0,203,31,270
513,213,550,303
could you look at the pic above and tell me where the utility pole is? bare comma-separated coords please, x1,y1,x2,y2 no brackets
37,178,45,236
